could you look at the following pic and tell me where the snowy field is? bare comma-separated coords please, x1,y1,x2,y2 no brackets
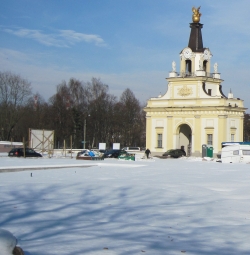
1,154,250,255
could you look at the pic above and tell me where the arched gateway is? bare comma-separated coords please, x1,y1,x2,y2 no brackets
177,124,192,156
144,7,246,157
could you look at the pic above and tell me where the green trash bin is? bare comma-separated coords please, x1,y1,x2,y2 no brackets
207,145,213,158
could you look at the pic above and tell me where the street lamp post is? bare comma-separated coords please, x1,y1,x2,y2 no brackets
83,114,90,149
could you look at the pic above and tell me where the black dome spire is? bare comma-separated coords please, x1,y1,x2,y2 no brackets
188,22,204,52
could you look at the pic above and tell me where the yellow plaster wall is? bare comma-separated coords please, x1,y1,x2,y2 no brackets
145,116,152,150
144,74,245,156
166,116,173,149
194,115,201,153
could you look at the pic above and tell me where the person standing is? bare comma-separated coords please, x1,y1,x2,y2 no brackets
145,148,151,159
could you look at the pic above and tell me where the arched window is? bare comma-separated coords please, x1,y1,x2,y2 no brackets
185,60,192,74
203,60,208,72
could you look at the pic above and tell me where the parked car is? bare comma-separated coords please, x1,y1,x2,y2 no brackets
162,149,186,158
8,148,42,157
103,149,125,158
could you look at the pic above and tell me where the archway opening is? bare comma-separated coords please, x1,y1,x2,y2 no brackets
177,124,192,156
203,60,208,72
185,60,192,74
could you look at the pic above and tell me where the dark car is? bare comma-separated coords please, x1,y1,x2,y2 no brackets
162,149,186,158
8,148,42,157
103,149,125,158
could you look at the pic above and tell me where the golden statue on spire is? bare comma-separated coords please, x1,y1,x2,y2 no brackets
192,6,201,23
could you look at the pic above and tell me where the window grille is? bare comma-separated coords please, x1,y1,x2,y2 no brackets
157,134,162,148
207,134,213,145
231,134,235,142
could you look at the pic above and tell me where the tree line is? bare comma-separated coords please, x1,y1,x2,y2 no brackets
0,71,146,149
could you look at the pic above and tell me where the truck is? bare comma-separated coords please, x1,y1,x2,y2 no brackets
221,145,250,163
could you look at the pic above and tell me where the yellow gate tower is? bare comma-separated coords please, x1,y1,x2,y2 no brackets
144,7,246,157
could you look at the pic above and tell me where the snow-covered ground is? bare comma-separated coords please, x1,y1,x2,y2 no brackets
1,153,250,255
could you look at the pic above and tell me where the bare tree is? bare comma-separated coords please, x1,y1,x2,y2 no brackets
48,82,73,147
15,93,51,142
119,88,143,147
244,113,250,141
68,78,86,107
85,78,117,148
48,78,89,148
0,71,32,140
42,78,146,149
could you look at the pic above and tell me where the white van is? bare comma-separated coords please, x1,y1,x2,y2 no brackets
122,147,140,152
221,145,250,163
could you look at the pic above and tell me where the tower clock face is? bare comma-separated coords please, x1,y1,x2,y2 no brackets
203,49,210,60
183,48,192,59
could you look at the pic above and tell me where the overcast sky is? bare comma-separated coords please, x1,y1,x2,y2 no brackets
1,0,250,110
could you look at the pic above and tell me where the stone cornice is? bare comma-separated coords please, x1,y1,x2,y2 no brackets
166,76,224,83
144,106,246,113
